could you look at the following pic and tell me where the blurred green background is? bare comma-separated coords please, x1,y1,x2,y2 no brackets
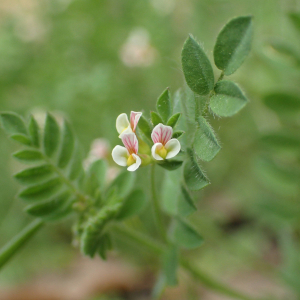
0,0,300,299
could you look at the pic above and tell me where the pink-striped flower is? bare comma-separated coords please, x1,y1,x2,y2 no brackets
116,111,142,137
151,123,181,160
112,133,141,171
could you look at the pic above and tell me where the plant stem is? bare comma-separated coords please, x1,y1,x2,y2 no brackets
180,259,256,300
113,224,165,254
217,71,225,82
113,224,261,300
0,219,44,270
150,164,167,242
202,71,225,116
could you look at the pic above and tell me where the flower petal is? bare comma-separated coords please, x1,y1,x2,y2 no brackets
165,138,181,159
116,113,130,134
112,145,129,166
119,126,132,138
130,111,142,131
127,154,141,171
151,143,164,161
151,123,173,145
121,133,138,154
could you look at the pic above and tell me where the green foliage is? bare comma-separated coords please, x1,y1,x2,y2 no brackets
178,186,197,217
25,190,71,218
151,111,163,126
80,203,121,258
116,189,147,220
13,149,43,163
10,134,32,146
14,164,54,185
167,113,181,128
18,177,63,202
260,132,300,153
162,170,197,217
138,115,153,141
28,116,40,147
172,131,184,139
0,13,254,295
58,121,75,169
156,88,171,123
263,93,300,117
184,149,210,190
1,112,83,222
254,157,299,197
269,40,300,66
43,113,60,157
106,171,135,198
289,12,300,35
181,36,214,96
69,147,84,181
0,112,27,136
162,245,179,286
85,159,107,197
0,220,44,270
214,16,253,75
210,81,248,117
173,218,204,249
157,160,183,171
193,117,221,162
98,234,112,260
161,169,182,216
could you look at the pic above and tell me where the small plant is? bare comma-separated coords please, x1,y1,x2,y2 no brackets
0,16,254,299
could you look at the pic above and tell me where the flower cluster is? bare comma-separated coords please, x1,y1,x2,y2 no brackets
112,111,181,171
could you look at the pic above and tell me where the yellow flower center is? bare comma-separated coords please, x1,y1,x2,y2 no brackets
156,146,168,159
127,154,136,166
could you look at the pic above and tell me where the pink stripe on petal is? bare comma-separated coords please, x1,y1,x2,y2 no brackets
130,111,142,132
121,133,138,154
151,124,172,145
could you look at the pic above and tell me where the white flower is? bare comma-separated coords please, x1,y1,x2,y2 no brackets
116,111,142,137
112,133,141,172
151,123,181,160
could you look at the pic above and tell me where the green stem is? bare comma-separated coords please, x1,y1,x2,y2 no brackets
217,71,225,82
202,71,225,116
180,259,256,300
0,219,44,270
151,164,167,242
113,224,262,300
113,224,165,254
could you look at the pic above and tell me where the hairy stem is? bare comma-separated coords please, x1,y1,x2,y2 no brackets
202,71,225,116
113,224,263,300
0,219,44,270
150,164,167,242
